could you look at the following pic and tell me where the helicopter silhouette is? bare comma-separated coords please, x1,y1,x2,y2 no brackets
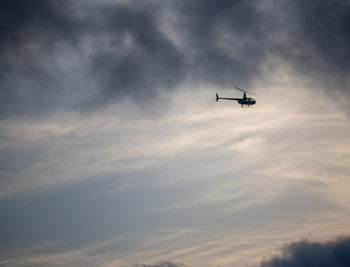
216,87,256,107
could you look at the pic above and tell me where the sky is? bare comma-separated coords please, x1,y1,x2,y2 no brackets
1,0,350,266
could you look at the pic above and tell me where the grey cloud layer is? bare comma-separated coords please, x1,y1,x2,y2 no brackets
1,0,350,117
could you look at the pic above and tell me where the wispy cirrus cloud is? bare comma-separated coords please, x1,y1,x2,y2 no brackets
1,85,350,266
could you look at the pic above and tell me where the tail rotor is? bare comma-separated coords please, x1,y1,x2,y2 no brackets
216,93,219,102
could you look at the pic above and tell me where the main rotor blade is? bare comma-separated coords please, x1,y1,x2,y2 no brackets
234,86,255,95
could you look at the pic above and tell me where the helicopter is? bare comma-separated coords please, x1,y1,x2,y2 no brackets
216,86,256,107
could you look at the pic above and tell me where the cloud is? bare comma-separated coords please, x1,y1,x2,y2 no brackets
134,237,350,267
1,86,350,266
1,0,350,117
0,0,74,47
259,237,350,267
0,0,82,117
90,3,187,106
275,0,350,97
0,0,187,117
174,0,350,96
173,0,271,87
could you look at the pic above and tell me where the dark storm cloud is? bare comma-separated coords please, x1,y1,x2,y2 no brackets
90,4,187,105
137,237,350,267
173,0,270,87
277,0,350,96
0,0,186,117
0,0,270,117
1,0,350,117
259,237,350,267
174,0,350,95
0,0,72,47
0,0,80,117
